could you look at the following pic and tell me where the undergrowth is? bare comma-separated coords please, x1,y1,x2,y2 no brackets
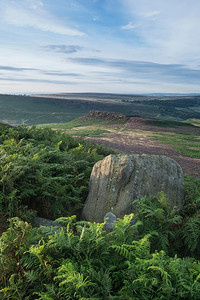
0,124,200,299
0,124,115,220
1,191,200,300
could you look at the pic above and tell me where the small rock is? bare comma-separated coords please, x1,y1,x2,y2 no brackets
34,217,58,227
104,212,117,229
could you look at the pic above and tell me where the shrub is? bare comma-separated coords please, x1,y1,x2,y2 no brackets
1,216,200,299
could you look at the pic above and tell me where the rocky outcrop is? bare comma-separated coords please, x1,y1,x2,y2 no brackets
82,154,184,223
79,111,128,122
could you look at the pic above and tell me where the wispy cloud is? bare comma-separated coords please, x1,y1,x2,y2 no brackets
121,22,138,30
0,77,77,85
26,0,44,10
1,1,84,36
0,64,81,78
41,44,99,54
120,0,200,64
141,10,160,18
42,71,81,77
42,45,84,54
1,0,200,94
0,65,37,71
69,57,200,84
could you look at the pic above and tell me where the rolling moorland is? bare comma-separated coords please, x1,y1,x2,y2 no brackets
41,110,200,178
1,93,199,177
0,93,200,298
0,93,200,126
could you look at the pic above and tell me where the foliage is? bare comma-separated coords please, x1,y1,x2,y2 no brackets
179,177,200,258
0,125,114,220
1,214,200,299
0,122,200,299
132,192,182,254
183,177,200,216
130,186,200,259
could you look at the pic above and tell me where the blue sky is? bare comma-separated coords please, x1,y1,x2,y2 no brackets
0,0,200,94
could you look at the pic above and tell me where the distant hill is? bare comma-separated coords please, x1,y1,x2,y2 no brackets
143,93,200,97
0,93,199,126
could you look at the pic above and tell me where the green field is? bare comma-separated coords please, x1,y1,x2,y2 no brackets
151,133,200,158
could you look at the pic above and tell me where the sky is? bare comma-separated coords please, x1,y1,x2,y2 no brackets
0,0,200,94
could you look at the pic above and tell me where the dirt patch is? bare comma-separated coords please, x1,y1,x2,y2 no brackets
69,114,200,178
85,130,200,178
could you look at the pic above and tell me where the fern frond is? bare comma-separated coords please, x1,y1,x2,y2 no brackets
182,216,200,254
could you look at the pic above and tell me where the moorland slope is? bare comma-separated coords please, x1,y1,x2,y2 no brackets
0,93,200,126
42,111,200,178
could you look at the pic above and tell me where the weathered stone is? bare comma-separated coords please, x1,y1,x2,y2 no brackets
104,212,117,229
33,217,62,238
34,217,59,227
82,154,184,223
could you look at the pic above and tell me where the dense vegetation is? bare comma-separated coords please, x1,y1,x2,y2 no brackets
0,124,114,222
0,124,200,299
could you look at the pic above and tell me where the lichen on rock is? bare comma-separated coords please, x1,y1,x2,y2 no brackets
82,154,184,223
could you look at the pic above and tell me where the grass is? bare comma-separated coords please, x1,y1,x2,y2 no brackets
39,118,126,130
146,119,193,128
152,133,200,145
39,114,200,160
171,147,200,158
68,128,109,137
185,119,200,127
151,133,200,158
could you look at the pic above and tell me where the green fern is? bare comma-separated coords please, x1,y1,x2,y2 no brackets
182,216,200,257
133,193,182,254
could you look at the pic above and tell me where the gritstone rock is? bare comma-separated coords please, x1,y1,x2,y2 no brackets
104,212,117,229
34,217,58,227
82,154,184,223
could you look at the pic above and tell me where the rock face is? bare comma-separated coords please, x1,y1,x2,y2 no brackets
82,154,184,223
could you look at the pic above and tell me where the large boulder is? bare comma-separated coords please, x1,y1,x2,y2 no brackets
82,154,184,223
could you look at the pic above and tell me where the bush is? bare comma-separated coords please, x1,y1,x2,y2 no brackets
1,124,200,299
1,216,200,299
0,125,115,220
